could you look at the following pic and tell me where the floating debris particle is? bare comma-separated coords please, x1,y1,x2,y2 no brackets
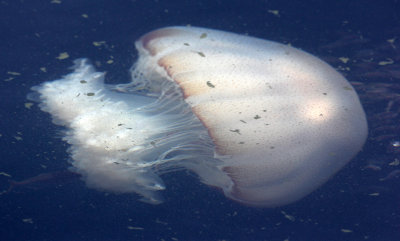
4,77,15,82
155,218,168,225
364,164,382,171
195,51,205,57
339,57,349,63
378,58,394,65
82,14,89,18
206,81,215,88
0,172,11,177
24,102,34,109
93,41,106,47
341,229,353,233
387,38,396,49
40,67,47,72
380,169,400,181
107,59,114,64
56,52,69,60
368,192,379,196
281,211,295,222
22,218,34,224
389,158,399,166
200,33,207,39
127,226,144,230
268,10,280,17
337,66,351,71
7,71,21,76
229,129,241,135
392,141,400,147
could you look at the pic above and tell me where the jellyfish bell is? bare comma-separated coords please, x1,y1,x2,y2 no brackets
31,26,368,207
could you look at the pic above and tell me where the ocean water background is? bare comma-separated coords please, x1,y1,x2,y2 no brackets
0,0,399,240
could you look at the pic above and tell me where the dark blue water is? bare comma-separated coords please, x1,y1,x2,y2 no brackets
0,0,399,240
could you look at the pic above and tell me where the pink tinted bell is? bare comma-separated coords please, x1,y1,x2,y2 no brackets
134,26,368,206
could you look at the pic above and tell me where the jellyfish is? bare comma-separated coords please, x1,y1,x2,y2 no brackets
30,26,368,207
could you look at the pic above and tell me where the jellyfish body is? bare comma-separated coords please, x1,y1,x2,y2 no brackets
32,26,367,207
